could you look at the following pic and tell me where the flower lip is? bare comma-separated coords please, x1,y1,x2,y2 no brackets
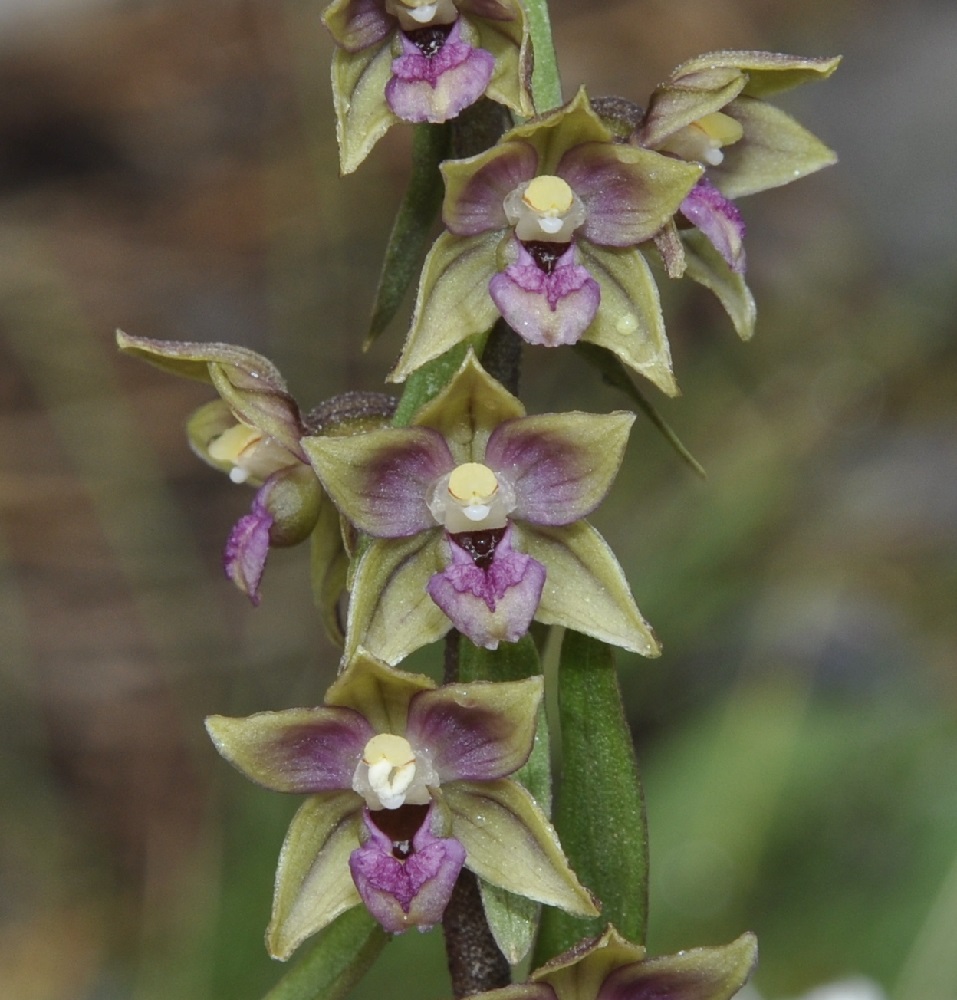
504,175,587,243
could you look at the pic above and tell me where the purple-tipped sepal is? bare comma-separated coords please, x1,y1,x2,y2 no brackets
427,524,546,649
679,178,747,274
385,19,495,123
489,242,600,347
349,803,466,934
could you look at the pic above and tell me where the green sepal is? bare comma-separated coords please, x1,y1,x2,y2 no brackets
474,2,534,118
331,40,396,175
186,399,239,476
716,96,838,199
640,67,746,148
441,778,598,918
670,50,842,99
343,534,450,665
311,494,350,647
261,907,387,1000
681,230,756,342
534,632,649,965
460,636,551,963
326,650,435,730
572,342,706,479
267,792,363,960
521,521,660,658
576,242,677,397
367,123,452,348
390,230,501,382
391,340,475,427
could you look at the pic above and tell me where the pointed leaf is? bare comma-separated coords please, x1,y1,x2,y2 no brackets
367,123,452,347
576,243,677,397
681,230,756,341
521,521,660,658
442,779,598,916
390,230,501,382
572,342,705,478
261,907,387,1000
268,793,363,960
535,632,649,965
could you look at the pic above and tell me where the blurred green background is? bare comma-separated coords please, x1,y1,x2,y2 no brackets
1,1,954,998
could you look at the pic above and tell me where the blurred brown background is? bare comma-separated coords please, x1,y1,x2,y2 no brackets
1,1,955,998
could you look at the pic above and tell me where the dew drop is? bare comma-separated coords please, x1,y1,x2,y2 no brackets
616,313,638,334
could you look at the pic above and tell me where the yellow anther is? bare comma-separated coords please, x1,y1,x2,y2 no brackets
693,111,744,147
208,424,262,466
448,463,499,505
523,175,574,216
363,733,415,769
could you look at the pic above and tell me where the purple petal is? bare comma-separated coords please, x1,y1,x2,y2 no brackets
323,0,394,52
223,490,274,605
385,20,495,124
679,177,746,273
426,524,546,648
485,419,606,526
489,242,599,346
443,141,537,236
349,805,466,933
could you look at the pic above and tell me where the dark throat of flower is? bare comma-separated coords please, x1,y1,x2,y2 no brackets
405,24,454,57
523,240,572,274
451,526,507,570
368,802,430,860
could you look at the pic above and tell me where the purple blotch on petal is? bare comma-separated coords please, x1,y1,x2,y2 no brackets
271,710,376,792
598,963,724,1000
489,242,599,347
443,141,538,236
679,177,747,273
385,19,495,124
427,524,546,649
224,490,273,605
349,805,466,933
325,0,394,52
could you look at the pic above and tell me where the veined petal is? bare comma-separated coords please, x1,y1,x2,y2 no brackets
442,140,537,236
406,675,542,782
326,651,436,736
345,533,452,665
597,932,758,1000
427,527,546,649
386,20,495,124
391,230,501,382
713,96,837,199
680,178,746,274
268,793,364,959
558,143,702,247
349,804,466,933
304,426,453,538
521,521,660,657
206,707,374,794
486,411,633,526
442,779,598,916
489,242,600,348
322,0,394,52
223,494,273,605
575,243,676,396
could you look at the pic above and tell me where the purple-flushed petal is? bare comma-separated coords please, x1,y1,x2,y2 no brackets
679,177,747,273
598,962,729,1000
349,804,466,933
406,684,535,784
486,418,608,526
323,0,394,53
385,19,495,124
489,242,599,347
426,524,546,649
442,140,537,236
223,490,273,605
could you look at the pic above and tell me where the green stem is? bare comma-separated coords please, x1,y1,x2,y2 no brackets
524,0,563,113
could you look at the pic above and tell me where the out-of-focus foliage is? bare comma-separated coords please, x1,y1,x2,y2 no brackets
1,1,954,999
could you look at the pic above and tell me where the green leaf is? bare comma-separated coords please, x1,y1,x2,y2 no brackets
262,907,388,1000
366,123,452,348
523,0,562,113
573,341,706,478
534,632,649,965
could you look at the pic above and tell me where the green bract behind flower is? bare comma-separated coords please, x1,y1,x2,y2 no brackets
391,88,702,391
305,351,660,665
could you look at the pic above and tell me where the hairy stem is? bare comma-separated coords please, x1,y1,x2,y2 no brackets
442,868,511,997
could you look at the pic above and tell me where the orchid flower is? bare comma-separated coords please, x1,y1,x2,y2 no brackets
206,652,596,957
391,88,702,392
323,0,532,173
305,352,659,664
474,924,757,1000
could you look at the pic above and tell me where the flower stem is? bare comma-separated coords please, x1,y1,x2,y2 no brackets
525,0,563,113
442,868,511,997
